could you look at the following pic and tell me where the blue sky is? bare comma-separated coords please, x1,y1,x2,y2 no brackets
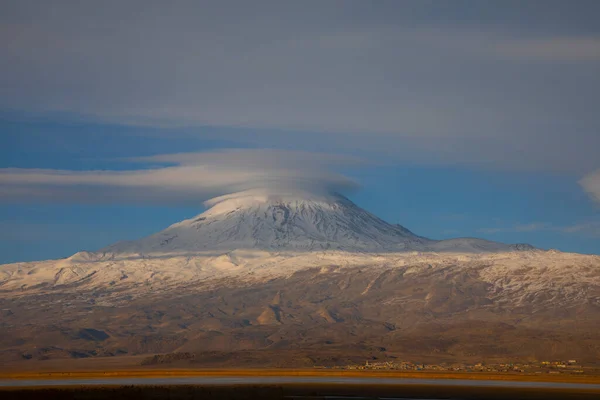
1,1,599,262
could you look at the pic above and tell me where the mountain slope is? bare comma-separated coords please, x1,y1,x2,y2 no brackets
1,250,599,365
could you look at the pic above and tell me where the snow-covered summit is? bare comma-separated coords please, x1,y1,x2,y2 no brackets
100,189,533,258
102,190,429,256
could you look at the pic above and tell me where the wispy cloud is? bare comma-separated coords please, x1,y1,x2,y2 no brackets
494,36,600,62
0,149,359,205
580,169,600,204
562,221,600,237
479,221,600,238
478,223,550,234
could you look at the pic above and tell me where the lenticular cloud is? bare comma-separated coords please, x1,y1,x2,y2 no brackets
0,149,359,206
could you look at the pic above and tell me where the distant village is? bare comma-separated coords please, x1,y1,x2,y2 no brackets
322,359,593,375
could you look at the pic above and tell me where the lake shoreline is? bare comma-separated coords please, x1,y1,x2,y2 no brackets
1,382,600,400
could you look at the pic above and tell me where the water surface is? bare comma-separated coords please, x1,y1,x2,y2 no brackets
1,376,600,389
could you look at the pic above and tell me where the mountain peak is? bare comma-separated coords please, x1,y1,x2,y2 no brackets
100,190,534,258
102,190,427,256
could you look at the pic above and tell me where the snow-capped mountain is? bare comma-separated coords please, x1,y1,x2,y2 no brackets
102,190,427,255
101,190,530,257
4,189,598,366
